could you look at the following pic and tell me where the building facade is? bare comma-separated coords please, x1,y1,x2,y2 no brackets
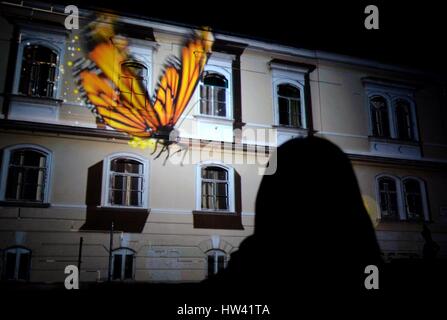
0,1,446,283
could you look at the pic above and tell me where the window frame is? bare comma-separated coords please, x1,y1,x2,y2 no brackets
196,162,235,213
402,176,430,221
364,81,419,142
275,81,305,128
376,175,403,221
101,153,150,209
119,60,150,106
0,144,53,205
111,247,135,281
271,70,307,130
12,28,65,100
197,57,233,120
375,174,430,222
2,246,32,281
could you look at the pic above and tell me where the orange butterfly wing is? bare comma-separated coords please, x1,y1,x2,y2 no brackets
153,30,214,127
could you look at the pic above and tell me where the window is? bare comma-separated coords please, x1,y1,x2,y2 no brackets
403,178,426,221
376,175,429,222
370,95,390,138
112,248,135,281
363,79,419,143
110,158,144,207
270,62,309,133
196,163,235,213
207,249,226,277
378,177,399,220
394,99,414,141
277,84,302,127
0,145,52,204
201,166,229,211
119,61,148,106
18,44,58,98
200,72,228,117
3,247,31,281
101,153,149,208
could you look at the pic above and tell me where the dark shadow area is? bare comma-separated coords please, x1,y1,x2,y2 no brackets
204,136,384,298
80,161,149,233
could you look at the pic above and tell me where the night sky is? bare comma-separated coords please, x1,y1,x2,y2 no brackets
44,1,447,75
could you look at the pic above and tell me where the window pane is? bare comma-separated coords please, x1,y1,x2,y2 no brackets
216,182,228,197
5,252,17,280
18,252,30,280
111,158,142,174
217,255,225,272
216,196,228,210
5,167,21,200
278,84,300,98
207,255,215,277
113,255,122,280
112,190,123,205
379,178,398,219
370,96,390,138
278,97,290,125
129,191,141,206
203,73,227,88
202,167,227,180
395,99,413,140
124,254,134,279
289,99,301,127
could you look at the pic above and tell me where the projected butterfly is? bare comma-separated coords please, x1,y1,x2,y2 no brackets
73,16,214,163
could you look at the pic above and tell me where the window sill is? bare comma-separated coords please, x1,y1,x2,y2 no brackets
0,201,50,208
192,210,244,230
368,136,420,146
8,93,64,106
97,206,150,213
193,114,234,124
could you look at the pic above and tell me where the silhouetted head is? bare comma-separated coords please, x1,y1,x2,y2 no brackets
251,136,381,288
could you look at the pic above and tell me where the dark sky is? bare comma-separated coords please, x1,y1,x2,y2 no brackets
49,0,447,75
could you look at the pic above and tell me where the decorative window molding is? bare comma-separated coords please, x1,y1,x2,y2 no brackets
101,153,149,209
2,246,32,281
270,62,310,128
111,247,135,281
13,28,65,98
375,174,429,222
195,161,235,213
8,26,66,121
363,78,421,158
0,144,53,205
206,249,227,277
197,54,234,120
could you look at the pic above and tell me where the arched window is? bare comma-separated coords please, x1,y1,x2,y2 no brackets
277,83,302,127
370,96,390,138
206,249,227,277
18,44,58,98
201,166,230,211
1,145,52,204
109,158,144,207
403,178,425,221
119,61,148,105
112,248,135,281
3,247,31,281
378,176,399,220
394,99,414,141
200,72,228,117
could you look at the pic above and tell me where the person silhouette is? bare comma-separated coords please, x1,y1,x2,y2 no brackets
204,136,383,298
